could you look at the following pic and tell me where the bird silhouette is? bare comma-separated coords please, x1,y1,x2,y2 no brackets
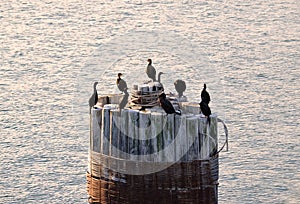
174,79,186,98
158,93,181,115
89,82,98,114
157,72,164,83
146,59,157,81
116,73,128,93
201,83,210,104
199,101,211,125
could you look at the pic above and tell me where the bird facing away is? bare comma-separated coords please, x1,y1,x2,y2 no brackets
201,83,210,104
199,100,211,125
146,59,157,81
174,79,186,98
89,82,98,114
116,73,127,93
158,93,181,115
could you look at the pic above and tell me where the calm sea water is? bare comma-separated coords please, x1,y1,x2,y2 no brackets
1,0,299,203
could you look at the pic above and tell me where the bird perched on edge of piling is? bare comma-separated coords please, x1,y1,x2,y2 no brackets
146,59,157,81
201,83,210,104
199,100,211,125
157,72,164,83
174,79,186,98
116,73,128,93
89,82,98,114
158,92,181,115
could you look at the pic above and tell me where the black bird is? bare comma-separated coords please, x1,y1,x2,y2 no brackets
89,82,98,114
199,100,211,125
158,93,181,115
119,88,129,110
201,83,210,104
116,73,127,93
146,59,157,81
174,79,186,98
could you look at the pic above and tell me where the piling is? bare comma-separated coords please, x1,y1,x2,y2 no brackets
87,94,228,204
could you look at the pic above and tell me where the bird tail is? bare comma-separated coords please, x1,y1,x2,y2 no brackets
175,110,181,115
207,116,211,126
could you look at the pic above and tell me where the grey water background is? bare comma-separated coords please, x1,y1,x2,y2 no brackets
1,0,299,203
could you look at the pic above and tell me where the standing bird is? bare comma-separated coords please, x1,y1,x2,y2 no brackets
116,73,127,93
201,83,210,104
199,100,211,125
174,79,186,98
146,59,157,81
158,93,181,115
89,82,98,114
157,72,164,83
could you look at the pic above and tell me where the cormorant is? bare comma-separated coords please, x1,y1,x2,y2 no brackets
158,93,181,115
201,83,210,104
157,72,164,83
174,79,186,98
199,100,211,125
119,88,129,110
89,82,98,114
116,73,127,93
146,59,156,81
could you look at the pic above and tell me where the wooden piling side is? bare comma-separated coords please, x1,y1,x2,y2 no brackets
162,114,175,162
199,116,208,159
119,109,129,159
110,109,121,158
92,108,102,153
127,109,139,160
150,112,163,162
186,116,199,160
139,111,152,161
88,95,224,204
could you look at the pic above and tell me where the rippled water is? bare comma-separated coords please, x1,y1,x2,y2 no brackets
1,0,299,203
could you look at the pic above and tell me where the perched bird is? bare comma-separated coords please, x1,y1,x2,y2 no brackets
199,100,211,125
116,73,127,93
201,83,210,104
146,59,157,81
158,93,181,115
119,88,129,110
174,79,186,98
157,72,164,83
89,82,98,114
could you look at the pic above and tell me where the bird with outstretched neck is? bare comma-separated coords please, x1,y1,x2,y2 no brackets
89,82,98,114
174,79,186,98
158,92,181,115
116,73,128,93
157,72,164,83
201,83,210,104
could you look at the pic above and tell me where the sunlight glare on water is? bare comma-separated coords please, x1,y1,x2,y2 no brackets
0,0,299,203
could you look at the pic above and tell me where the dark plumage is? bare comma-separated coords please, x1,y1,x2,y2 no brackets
89,82,98,114
201,83,210,104
116,73,127,93
158,93,181,115
174,79,186,98
199,100,211,125
146,59,157,81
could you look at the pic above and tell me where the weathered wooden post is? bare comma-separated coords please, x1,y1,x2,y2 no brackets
87,91,228,204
